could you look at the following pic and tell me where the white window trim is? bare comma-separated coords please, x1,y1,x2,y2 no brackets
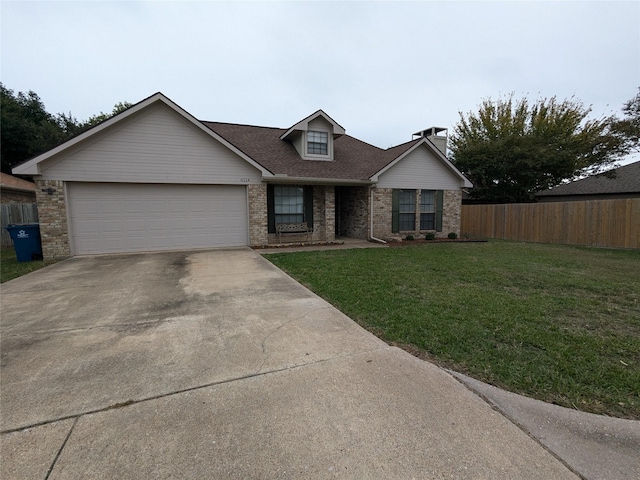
304,130,333,161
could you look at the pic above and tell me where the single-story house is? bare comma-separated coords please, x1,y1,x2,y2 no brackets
536,161,640,202
13,93,472,259
0,172,36,204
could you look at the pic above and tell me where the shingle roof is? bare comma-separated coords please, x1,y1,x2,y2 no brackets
536,161,640,197
202,121,420,181
0,173,35,192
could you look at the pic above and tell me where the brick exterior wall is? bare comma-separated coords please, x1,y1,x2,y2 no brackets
33,181,461,255
34,180,70,259
371,188,462,240
372,187,393,239
442,189,462,237
247,184,268,246
260,184,336,245
312,185,335,242
336,186,369,239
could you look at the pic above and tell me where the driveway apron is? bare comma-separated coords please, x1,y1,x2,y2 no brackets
1,248,577,479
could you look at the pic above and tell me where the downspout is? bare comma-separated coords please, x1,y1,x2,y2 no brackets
369,188,387,244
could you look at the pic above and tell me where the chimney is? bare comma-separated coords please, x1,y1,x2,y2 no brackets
413,126,448,155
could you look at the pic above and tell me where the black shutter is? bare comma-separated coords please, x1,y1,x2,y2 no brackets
435,190,444,232
392,189,399,233
267,184,275,234
304,186,314,229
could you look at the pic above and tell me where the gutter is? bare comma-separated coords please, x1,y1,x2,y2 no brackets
265,176,373,186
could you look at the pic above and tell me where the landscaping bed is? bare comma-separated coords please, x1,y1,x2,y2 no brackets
266,241,640,419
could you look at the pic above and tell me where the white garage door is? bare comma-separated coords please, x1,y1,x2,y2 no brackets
68,183,248,255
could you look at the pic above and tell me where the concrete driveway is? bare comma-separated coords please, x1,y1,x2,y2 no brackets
1,248,579,479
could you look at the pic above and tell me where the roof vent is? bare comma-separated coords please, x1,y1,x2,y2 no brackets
413,126,448,155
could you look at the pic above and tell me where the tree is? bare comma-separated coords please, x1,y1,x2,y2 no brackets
81,101,133,130
1,83,131,174
449,94,626,203
1,84,65,174
610,88,640,155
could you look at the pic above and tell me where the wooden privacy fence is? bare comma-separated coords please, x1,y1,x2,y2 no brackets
461,199,640,249
1,203,39,247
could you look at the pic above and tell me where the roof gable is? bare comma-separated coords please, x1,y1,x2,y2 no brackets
12,93,271,177
371,138,472,188
279,109,345,141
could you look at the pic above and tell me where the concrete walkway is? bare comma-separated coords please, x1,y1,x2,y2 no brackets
0,247,636,478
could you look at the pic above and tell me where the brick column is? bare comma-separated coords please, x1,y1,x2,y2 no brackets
248,184,268,246
442,189,462,237
312,186,325,242
34,179,70,259
324,186,335,242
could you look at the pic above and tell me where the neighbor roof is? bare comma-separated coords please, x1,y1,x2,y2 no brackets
536,161,640,197
0,173,35,192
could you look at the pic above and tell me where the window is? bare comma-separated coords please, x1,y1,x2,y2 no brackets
393,189,443,233
267,184,313,233
274,186,304,224
307,131,328,155
398,189,416,231
420,190,436,230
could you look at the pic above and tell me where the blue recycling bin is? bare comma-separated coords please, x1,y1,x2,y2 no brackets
5,224,43,262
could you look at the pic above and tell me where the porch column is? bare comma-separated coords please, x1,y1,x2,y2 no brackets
325,186,335,242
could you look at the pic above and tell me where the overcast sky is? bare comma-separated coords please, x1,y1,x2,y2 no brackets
2,1,639,160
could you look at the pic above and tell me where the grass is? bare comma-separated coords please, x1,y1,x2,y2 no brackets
266,241,640,419
1,247,50,283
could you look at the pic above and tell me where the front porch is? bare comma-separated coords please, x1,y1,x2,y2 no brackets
248,183,372,247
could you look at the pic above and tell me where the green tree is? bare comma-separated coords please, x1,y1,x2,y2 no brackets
1,83,131,174
81,101,133,130
610,88,640,154
449,94,625,203
1,84,65,174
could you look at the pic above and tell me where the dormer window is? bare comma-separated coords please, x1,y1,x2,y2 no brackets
280,110,345,161
307,131,328,155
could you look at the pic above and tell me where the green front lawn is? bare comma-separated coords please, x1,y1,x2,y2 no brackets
1,247,49,283
266,241,640,419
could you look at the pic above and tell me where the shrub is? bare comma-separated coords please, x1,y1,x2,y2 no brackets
425,232,436,241
448,232,458,239
405,234,415,241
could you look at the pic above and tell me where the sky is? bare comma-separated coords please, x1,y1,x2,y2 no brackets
1,0,639,162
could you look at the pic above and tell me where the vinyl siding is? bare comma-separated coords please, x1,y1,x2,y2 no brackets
377,145,462,190
40,104,261,184
308,117,331,132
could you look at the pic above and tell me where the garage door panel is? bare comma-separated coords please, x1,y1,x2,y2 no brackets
120,201,146,215
68,183,248,254
167,200,188,214
101,220,125,234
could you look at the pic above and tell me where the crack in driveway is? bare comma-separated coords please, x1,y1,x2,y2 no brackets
1,346,390,435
